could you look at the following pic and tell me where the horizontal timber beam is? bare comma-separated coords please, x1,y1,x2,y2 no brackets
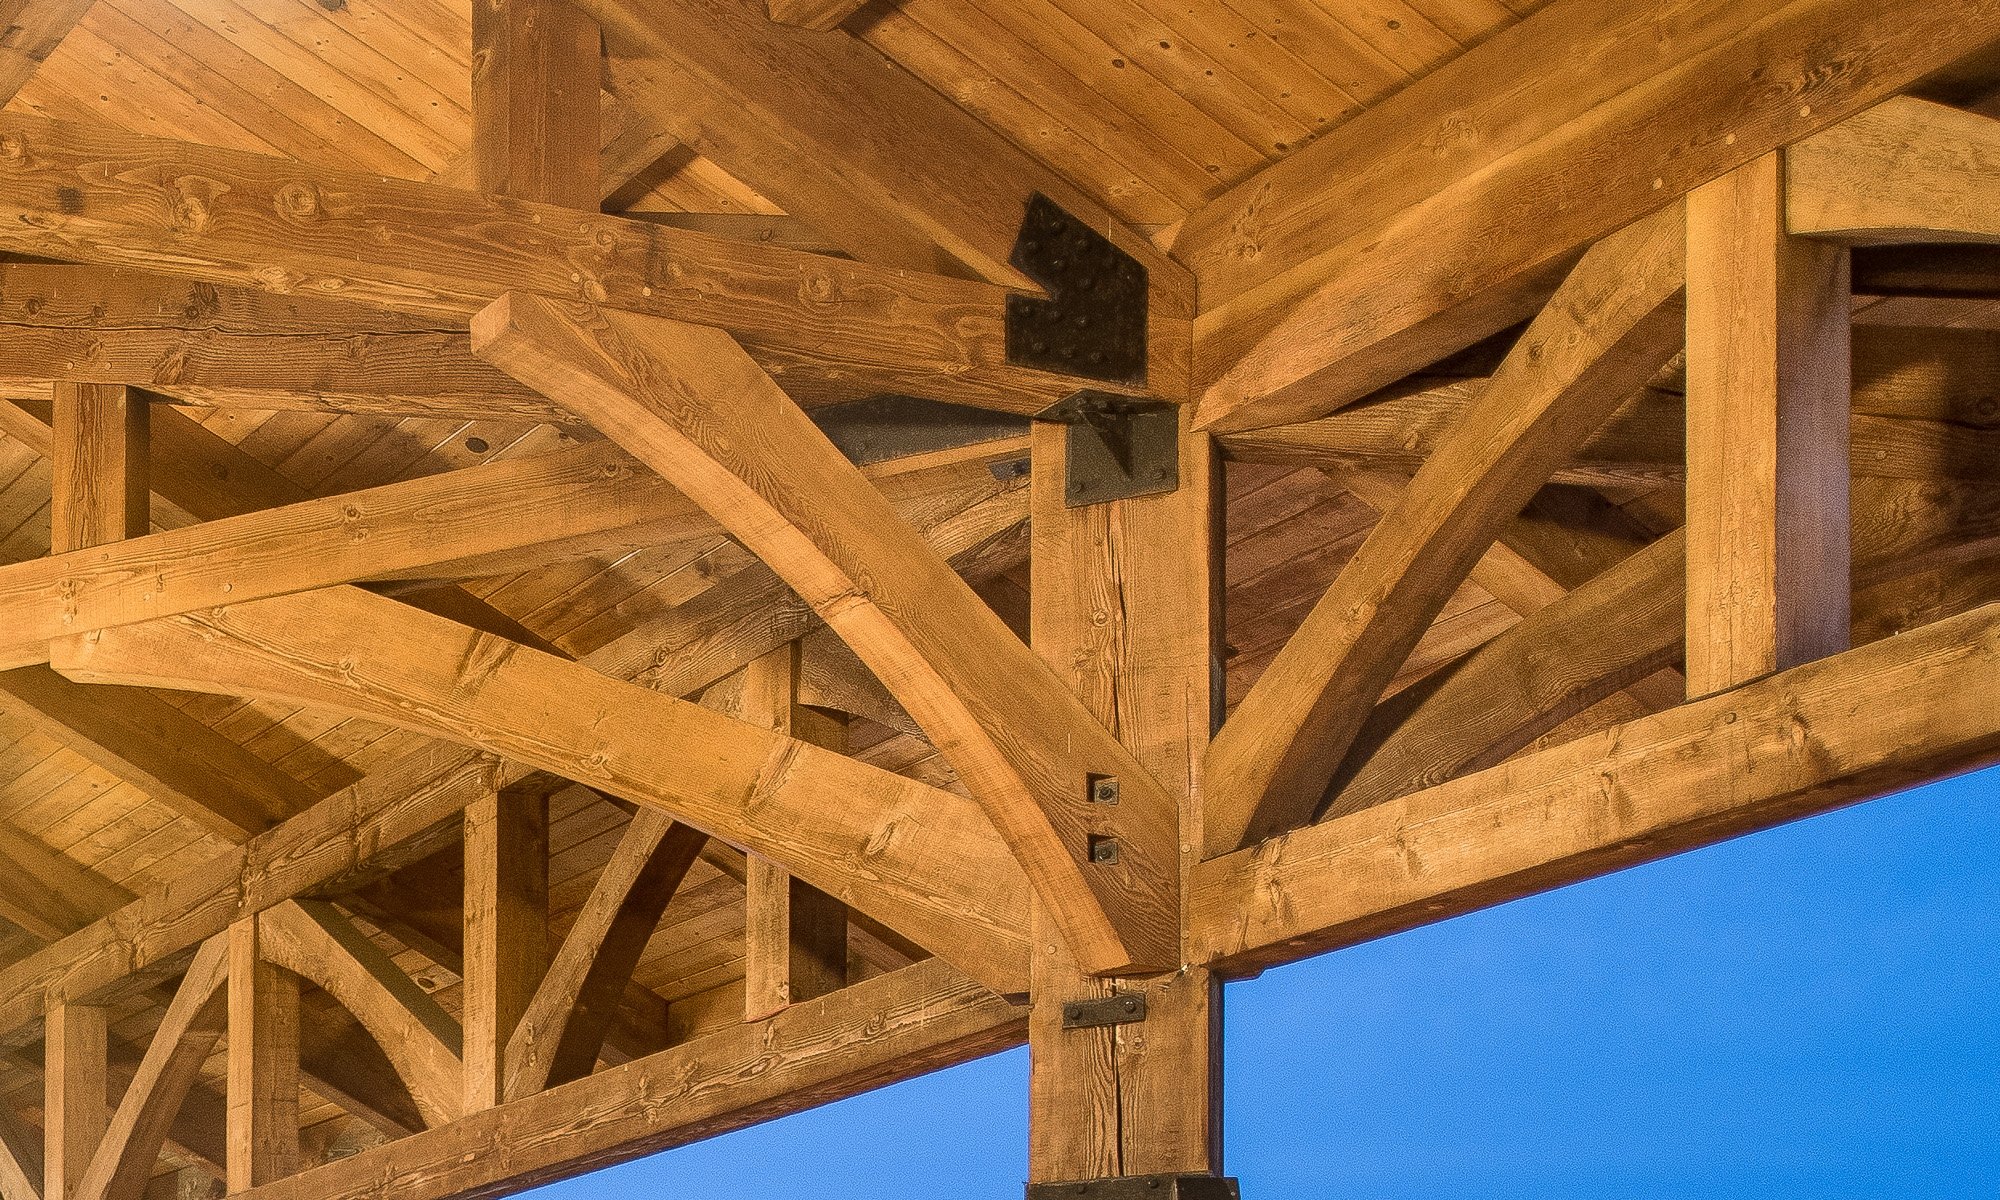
1190,600,2000,975
1180,0,2000,432
0,325,573,425
0,262,454,334
232,958,1021,1200
0,112,1129,414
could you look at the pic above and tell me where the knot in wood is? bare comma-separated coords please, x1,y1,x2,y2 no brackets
274,181,322,223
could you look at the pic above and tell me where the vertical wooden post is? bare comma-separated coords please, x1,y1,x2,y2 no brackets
472,0,600,209
227,917,299,1192
462,784,549,1113
50,382,147,554
1685,152,1852,697
1027,408,1226,1183
44,1001,108,1200
742,643,849,1022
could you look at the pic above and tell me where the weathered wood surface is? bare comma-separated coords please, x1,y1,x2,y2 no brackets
1181,0,2000,432
230,958,1023,1200
1192,602,2000,974
59,587,1033,995
1202,206,1687,855
0,112,1122,413
473,293,1177,975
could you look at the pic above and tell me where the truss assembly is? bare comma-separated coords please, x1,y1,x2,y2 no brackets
0,0,1994,1196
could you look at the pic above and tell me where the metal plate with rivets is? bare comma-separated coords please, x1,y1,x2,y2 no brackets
1005,193,1149,387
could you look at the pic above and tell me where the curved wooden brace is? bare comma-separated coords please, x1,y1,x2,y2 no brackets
74,935,228,1200
1789,98,2000,245
0,1101,41,1200
471,293,1179,975
56,585,1033,996
504,810,707,1101
257,901,464,1129
1201,203,1689,856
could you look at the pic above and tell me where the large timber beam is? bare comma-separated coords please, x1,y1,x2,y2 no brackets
0,112,1124,414
582,0,1183,302
231,958,1020,1200
0,326,571,425
1201,206,1687,856
1191,600,2000,975
1179,0,2000,432
57,586,1033,995
472,293,1179,975
1788,98,2000,244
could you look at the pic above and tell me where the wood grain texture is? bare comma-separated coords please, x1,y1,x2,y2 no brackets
1183,0,2000,432
59,587,1034,995
73,935,228,1200
1191,601,2000,975
472,293,1177,975
0,111,1114,413
258,900,464,1129
49,384,145,555
763,0,867,30
471,0,600,209
0,1099,40,1200
1686,153,1852,695
461,786,547,1113
1026,406,1223,1180
43,1002,106,1200
0,0,97,102
226,918,299,1192
504,810,706,1099
1788,98,2000,244
227,958,1022,1200
1202,206,1688,856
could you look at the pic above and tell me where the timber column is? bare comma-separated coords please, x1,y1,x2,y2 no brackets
1027,379,1233,1195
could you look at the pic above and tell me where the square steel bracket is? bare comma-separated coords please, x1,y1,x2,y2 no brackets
1026,1175,1242,1199
1036,390,1178,508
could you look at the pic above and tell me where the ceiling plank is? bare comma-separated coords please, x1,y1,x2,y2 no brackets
0,0,95,103
1180,0,2000,433
1202,205,1687,856
472,293,1178,975
763,0,868,32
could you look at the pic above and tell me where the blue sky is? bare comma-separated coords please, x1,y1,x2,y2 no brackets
530,764,2000,1198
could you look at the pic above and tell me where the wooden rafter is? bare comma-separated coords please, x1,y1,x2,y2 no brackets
1788,98,2000,244
471,293,1180,974
1202,204,1688,855
1179,0,2000,433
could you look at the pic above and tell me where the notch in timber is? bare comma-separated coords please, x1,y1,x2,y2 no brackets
1006,193,1148,388
1037,391,1179,507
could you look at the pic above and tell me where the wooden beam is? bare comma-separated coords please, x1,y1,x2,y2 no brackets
0,669,309,841
230,959,1021,1200
473,293,1177,975
257,902,463,1130
471,0,601,209
0,328,566,425
42,1003,106,1200
0,1101,41,1200
1202,206,1687,856
0,0,95,103
58,587,1033,995
0,263,453,336
461,785,548,1114
584,0,1184,301
1190,600,2000,976
503,810,706,1100
226,919,298,1193
0,822,130,944
741,644,848,1023
1788,98,2000,244
763,0,868,31
1180,0,2000,432
1685,154,1851,696
49,384,145,555
74,935,228,1200
0,112,1119,414
1027,405,1224,1181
